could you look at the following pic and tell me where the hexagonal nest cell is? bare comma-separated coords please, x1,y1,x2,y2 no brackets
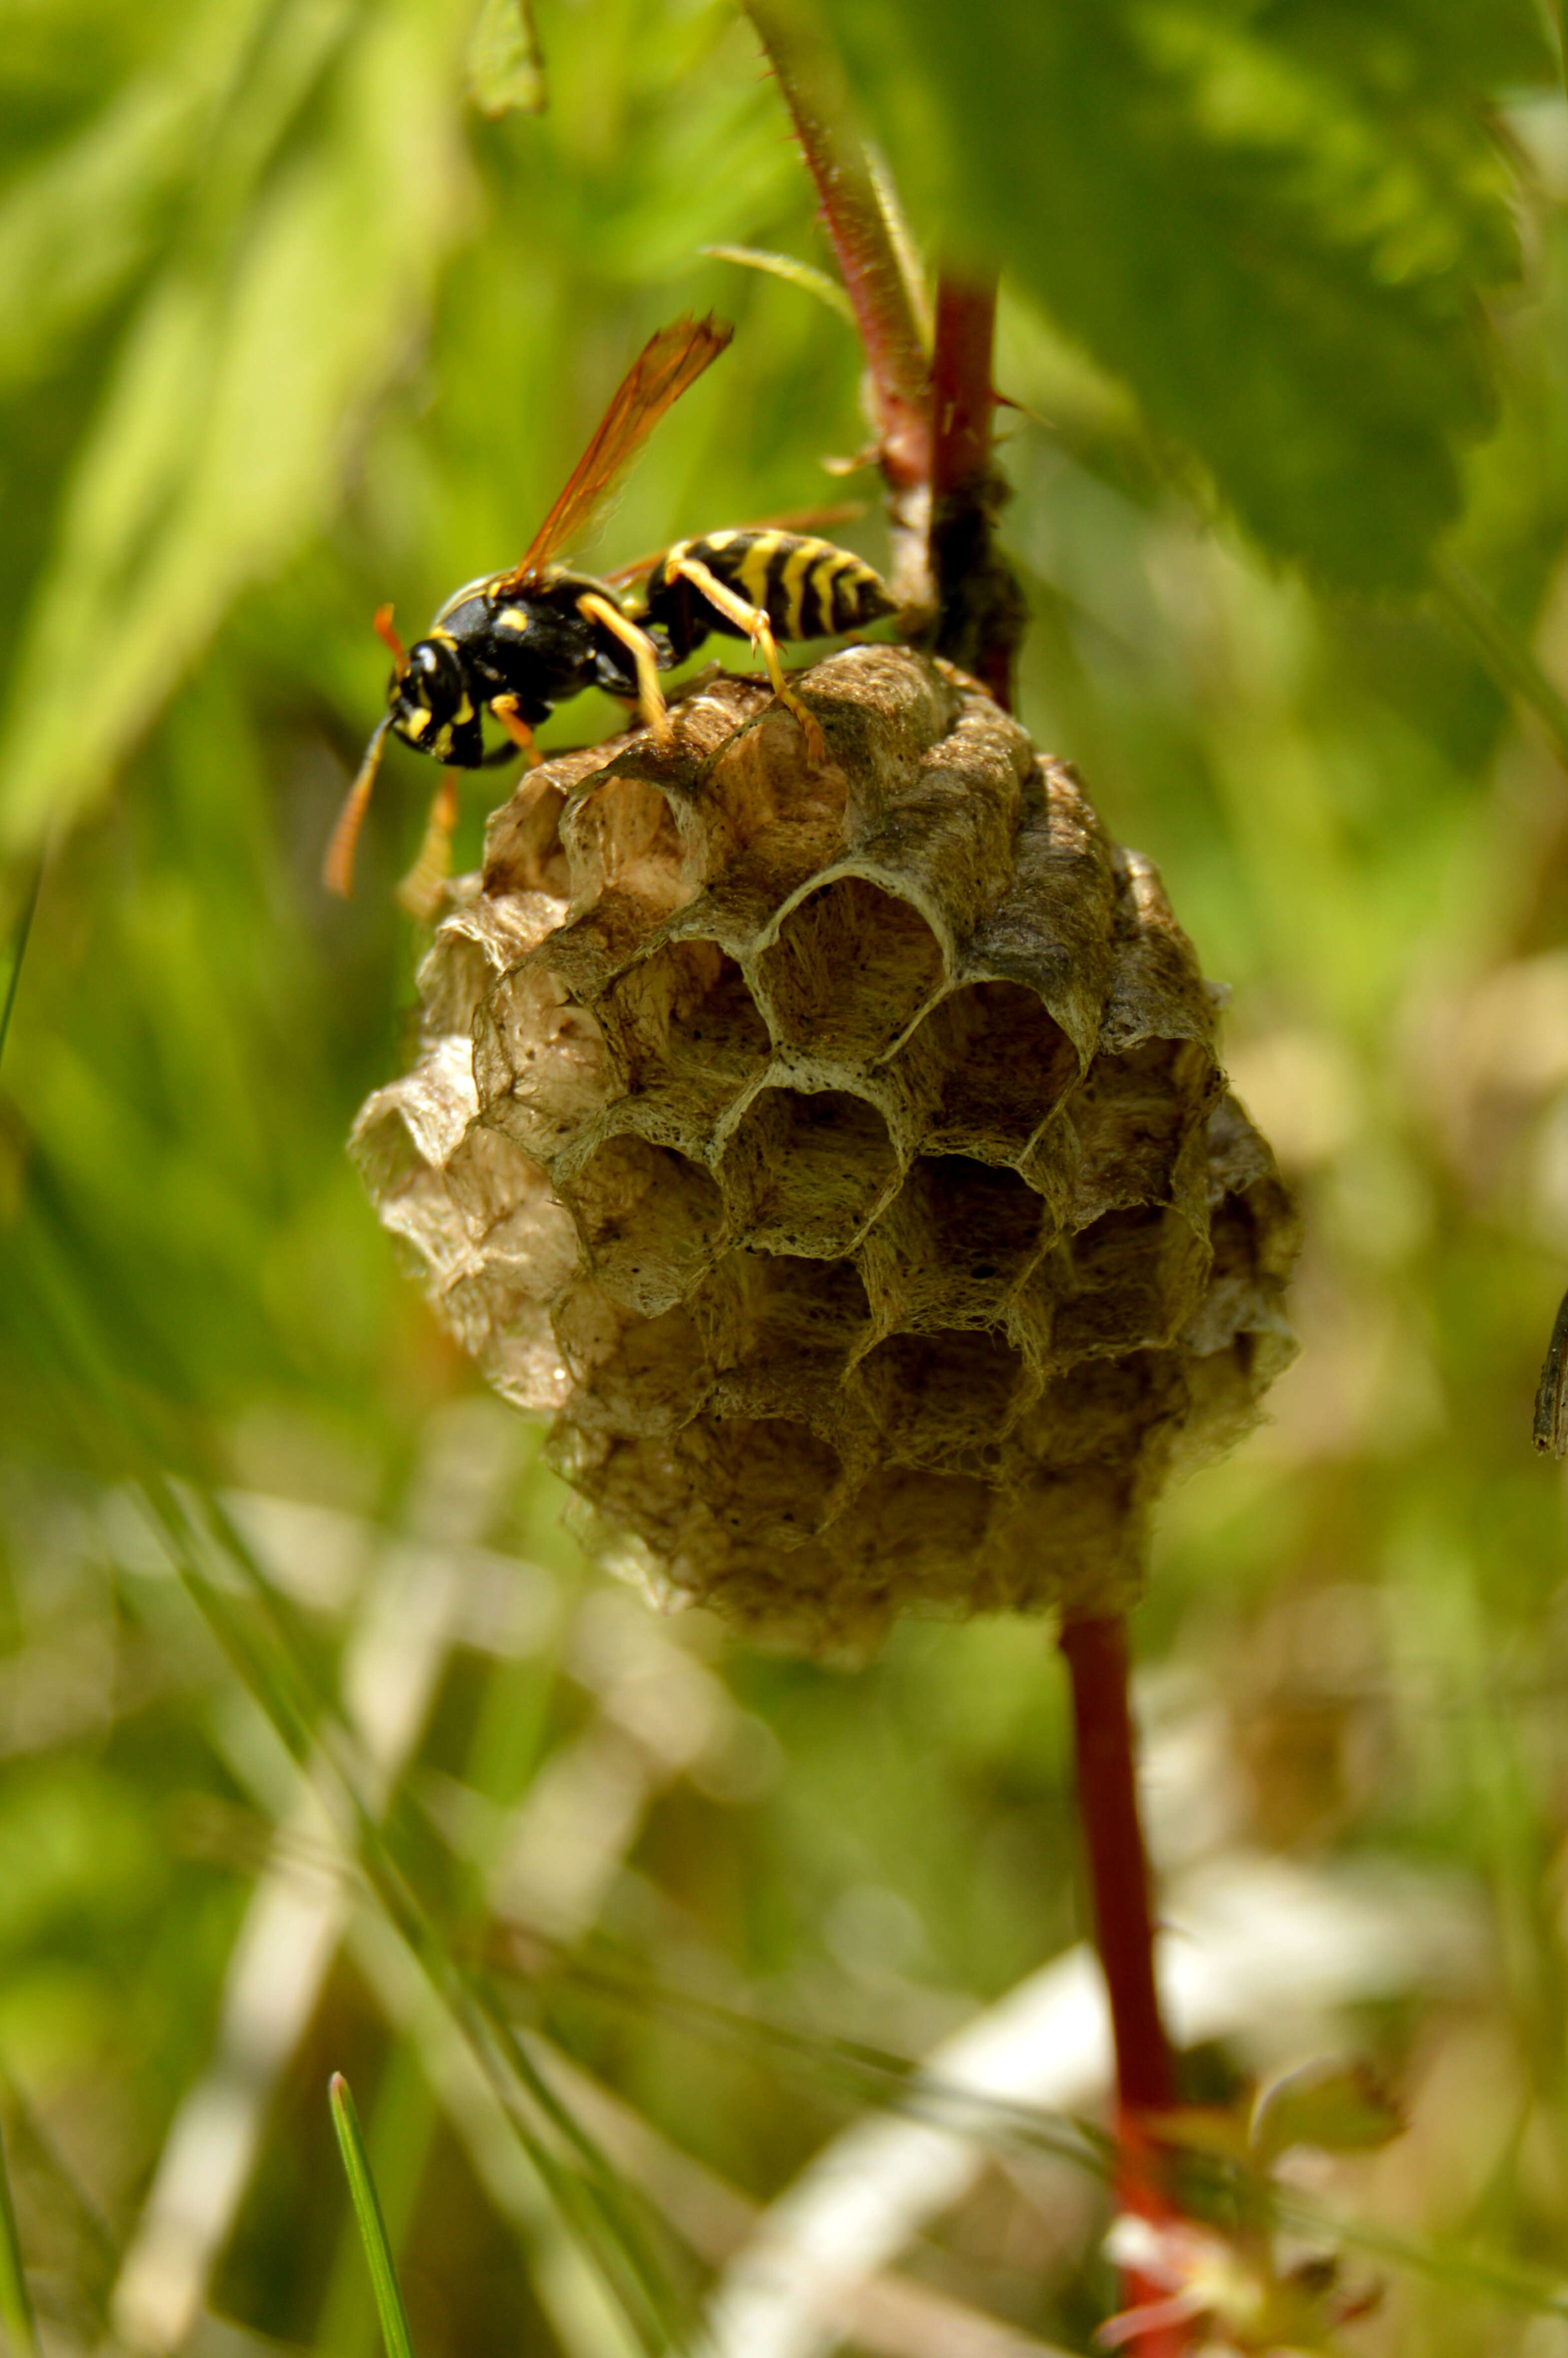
352,646,1300,1655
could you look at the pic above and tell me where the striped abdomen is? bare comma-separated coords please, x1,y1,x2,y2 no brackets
645,530,894,645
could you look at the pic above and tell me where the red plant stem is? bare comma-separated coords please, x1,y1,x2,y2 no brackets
1059,1613,1185,2355
931,276,997,511
928,270,1025,708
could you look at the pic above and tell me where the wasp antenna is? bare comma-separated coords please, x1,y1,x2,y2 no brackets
323,718,390,898
373,602,408,674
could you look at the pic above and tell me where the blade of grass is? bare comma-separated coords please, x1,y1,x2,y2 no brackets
0,860,42,1075
318,2047,437,2358
151,1483,627,2168
513,1938,1106,2178
1269,2185,1568,2325
0,2068,118,2311
122,1471,1568,2342
144,1478,693,2357
1431,555,1568,768
328,2075,417,2358
148,1474,1104,2190
0,2122,40,2358
1,1154,186,1480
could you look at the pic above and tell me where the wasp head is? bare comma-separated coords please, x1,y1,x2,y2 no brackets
388,635,482,764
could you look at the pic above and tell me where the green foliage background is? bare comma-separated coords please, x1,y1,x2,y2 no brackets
5,1,1568,2353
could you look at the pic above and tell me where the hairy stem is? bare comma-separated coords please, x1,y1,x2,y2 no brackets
740,0,933,602
1059,1614,1184,2355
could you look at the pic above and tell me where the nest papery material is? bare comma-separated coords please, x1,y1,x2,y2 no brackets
353,646,1298,1654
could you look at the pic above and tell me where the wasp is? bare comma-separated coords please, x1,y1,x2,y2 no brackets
324,313,897,906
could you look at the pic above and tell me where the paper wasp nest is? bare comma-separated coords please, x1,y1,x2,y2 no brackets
353,647,1298,1654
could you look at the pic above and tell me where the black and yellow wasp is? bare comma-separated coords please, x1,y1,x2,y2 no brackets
324,314,896,902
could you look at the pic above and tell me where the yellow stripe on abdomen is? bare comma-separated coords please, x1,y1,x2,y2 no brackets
735,535,780,613
780,541,817,638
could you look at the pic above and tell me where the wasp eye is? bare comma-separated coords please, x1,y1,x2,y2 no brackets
397,637,463,728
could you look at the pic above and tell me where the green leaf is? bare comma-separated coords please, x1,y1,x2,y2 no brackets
1145,2102,1254,2165
1251,2057,1406,2164
703,244,858,325
329,2074,418,2358
826,0,1552,588
0,0,470,854
466,0,545,116
0,6,253,400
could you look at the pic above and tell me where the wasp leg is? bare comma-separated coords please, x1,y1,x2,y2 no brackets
576,592,674,751
396,769,460,922
489,695,543,766
666,556,826,763
323,717,390,898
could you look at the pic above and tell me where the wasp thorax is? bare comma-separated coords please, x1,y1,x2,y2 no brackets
351,646,1300,1658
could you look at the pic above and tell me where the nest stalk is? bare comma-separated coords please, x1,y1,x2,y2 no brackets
915,234,1190,2337
724,34,1192,2305
933,276,1187,2350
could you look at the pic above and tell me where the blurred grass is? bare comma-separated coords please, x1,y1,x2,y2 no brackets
6,2,1568,2356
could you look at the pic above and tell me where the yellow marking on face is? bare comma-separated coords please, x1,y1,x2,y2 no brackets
453,696,473,724
400,706,431,738
781,541,817,639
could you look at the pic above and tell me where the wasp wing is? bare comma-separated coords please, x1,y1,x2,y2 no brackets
493,314,733,592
